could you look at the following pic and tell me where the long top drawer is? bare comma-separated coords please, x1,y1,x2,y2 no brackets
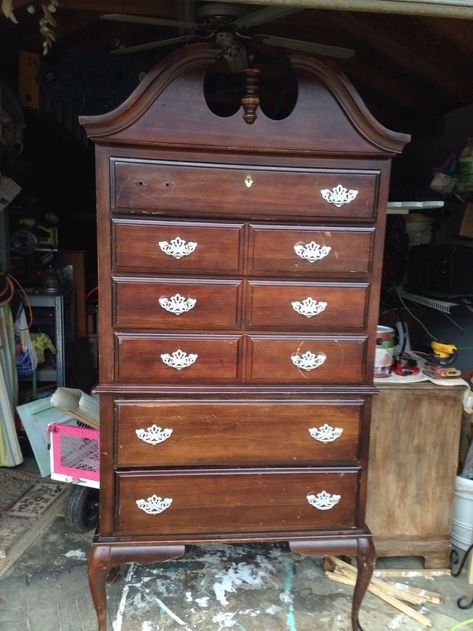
112,158,380,221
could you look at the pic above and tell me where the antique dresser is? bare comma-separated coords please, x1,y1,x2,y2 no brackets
80,44,409,630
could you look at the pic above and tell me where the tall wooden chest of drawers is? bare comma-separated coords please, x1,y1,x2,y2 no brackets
80,44,409,630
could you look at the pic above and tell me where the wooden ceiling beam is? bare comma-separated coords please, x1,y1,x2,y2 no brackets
57,0,177,18
341,58,426,113
327,11,473,102
421,15,473,52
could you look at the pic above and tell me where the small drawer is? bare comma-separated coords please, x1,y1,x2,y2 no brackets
114,278,242,329
116,399,364,467
113,219,243,274
112,158,379,221
115,334,242,383
115,469,359,535
247,281,369,330
248,224,374,277
247,335,367,384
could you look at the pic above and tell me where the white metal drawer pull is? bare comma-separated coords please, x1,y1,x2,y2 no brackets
159,293,197,315
136,494,173,515
294,241,331,263
307,491,341,511
291,297,327,318
160,349,198,371
135,425,173,445
158,236,197,259
321,184,358,207
291,350,326,371
309,424,343,443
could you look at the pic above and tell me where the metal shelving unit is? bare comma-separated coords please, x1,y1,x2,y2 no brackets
25,291,75,389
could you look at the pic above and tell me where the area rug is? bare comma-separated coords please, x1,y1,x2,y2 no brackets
0,468,70,577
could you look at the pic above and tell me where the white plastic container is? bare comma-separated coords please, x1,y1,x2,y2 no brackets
451,475,473,551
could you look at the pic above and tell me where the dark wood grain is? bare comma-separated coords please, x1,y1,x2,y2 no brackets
115,334,242,383
248,224,374,277
247,281,369,330
81,43,409,631
113,219,244,274
116,469,359,535
247,336,367,384
114,277,242,329
115,399,364,467
80,44,409,156
112,158,379,221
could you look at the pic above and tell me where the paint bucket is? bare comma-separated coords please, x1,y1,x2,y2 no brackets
374,325,395,378
451,476,473,551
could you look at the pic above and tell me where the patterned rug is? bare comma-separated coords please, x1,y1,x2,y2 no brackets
0,468,70,577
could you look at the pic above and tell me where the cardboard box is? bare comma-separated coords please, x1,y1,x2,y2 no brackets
459,203,473,239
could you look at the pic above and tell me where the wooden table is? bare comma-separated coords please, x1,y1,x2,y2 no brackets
367,381,464,568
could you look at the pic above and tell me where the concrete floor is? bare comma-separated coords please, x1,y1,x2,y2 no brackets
1,466,473,630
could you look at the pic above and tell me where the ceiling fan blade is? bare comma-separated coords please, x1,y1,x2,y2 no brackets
254,34,355,59
231,7,300,30
101,13,199,31
111,34,199,55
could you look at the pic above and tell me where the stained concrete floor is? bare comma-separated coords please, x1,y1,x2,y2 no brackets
1,465,473,630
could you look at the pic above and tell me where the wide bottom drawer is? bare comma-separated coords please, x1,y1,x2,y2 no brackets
116,470,358,535
116,400,363,467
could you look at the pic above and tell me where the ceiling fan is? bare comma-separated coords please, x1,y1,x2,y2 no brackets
101,2,355,67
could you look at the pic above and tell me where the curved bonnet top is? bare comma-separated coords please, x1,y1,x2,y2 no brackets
80,43,409,157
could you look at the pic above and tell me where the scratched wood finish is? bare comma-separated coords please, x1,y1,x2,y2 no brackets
80,44,410,631
116,470,359,535
113,219,244,274
112,158,380,221
247,281,369,330
248,225,375,276
366,382,464,568
247,336,367,384
114,278,242,329
116,334,242,383
115,400,364,467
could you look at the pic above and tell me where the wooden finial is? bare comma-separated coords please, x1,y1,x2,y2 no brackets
241,67,260,125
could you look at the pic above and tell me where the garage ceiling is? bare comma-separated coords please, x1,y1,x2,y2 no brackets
1,0,473,131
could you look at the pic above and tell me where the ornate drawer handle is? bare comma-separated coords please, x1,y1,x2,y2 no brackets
158,236,197,259
291,350,326,371
160,349,198,371
135,424,173,445
321,184,358,207
294,241,331,263
307,491,341,511
136,494,173,515
309,424,343,443
291,297,327,318
159,293,197,315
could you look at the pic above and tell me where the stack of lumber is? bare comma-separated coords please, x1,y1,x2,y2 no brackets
325,557,443,628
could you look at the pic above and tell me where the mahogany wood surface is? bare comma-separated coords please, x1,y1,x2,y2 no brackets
113,219,244,274
112,158,380,221
248,224,375,276
115,399,364,467
80,43,409,631
114,277,242,329
247,335,367,384
116,469,359,535
116,334,242,383
247,281,369,330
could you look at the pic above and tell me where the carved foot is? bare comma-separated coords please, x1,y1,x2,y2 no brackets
88,542,185,631
351,537,375,631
